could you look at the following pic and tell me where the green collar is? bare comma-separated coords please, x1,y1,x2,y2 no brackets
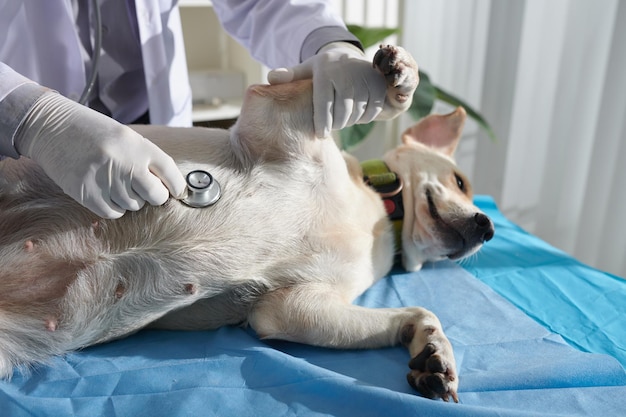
361,160,404,253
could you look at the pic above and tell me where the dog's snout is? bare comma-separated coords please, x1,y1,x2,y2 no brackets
474,213,494,242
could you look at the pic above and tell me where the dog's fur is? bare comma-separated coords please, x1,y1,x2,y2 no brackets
0,46,493,402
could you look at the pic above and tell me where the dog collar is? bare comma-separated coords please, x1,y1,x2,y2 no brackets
361,160,404,253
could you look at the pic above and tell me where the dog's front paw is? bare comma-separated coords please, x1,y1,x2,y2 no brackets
407,342,459,402
373,45,419,105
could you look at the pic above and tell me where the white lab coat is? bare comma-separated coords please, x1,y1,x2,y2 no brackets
0,0,191,126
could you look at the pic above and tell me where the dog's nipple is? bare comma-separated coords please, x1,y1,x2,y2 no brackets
114,282,126,299
45,317,58,332
184,283,197,295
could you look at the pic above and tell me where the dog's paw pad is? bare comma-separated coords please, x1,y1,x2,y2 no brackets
407,343,459,402
372,45,418,94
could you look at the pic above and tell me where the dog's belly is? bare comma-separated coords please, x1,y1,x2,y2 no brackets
0,151,371,346
0,122,394,351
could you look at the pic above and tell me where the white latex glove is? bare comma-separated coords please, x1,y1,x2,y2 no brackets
15,92,186,219
267,42,388,138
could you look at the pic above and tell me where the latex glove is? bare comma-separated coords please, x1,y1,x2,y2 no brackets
267,42,388,138
15,92,186,219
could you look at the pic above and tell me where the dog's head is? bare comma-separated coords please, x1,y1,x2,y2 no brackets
384,107,494,271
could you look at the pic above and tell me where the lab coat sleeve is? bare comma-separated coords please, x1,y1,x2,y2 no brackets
210,0,361,68
0,62,49,158
299,26,363,62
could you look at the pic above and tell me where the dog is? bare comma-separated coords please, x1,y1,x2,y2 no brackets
0,45,493,402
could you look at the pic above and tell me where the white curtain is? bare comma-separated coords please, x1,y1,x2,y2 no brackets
342,0,626,278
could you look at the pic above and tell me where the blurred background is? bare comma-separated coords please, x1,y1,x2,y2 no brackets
179,0,626,279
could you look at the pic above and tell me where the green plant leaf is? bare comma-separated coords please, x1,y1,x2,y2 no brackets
434,86,498,142
339,122,376,150
346,24,401,49
409,70,436,120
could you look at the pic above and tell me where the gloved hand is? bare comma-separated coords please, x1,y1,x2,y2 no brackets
15,91,186,219
267,42,388,138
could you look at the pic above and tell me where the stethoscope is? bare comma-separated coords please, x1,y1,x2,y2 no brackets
81,3,220,209
181,170,222,208
79,0,102,105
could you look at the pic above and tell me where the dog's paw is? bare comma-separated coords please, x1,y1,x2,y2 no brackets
401,313,459,402
373,45,419,104
406,342,459,402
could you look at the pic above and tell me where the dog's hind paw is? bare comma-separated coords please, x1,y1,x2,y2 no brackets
373,45,419,105
406,342,459,402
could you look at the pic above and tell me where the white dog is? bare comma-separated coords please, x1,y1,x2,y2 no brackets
0,46,493,402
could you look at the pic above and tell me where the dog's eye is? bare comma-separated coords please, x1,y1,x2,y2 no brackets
454,173,465,192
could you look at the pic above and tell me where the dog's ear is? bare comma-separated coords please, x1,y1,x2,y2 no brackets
401,107,466,156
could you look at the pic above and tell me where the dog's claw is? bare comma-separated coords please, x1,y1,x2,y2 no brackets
451,390,459,403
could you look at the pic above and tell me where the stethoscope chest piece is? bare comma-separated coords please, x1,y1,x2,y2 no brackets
182,170,221,208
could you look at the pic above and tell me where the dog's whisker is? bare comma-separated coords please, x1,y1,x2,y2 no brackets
457,251,479,268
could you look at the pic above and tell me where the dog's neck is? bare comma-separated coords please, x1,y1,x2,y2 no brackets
361,160,404,254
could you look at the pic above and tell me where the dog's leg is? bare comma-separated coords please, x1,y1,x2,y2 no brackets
249,286,458,402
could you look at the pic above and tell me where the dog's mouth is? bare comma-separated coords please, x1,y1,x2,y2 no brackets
425,189,464,259
426,189,441,221
446,248,467,260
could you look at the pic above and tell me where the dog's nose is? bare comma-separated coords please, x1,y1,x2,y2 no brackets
474,213,494,242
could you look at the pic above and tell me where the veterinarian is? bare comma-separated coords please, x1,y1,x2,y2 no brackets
0,0,392,219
